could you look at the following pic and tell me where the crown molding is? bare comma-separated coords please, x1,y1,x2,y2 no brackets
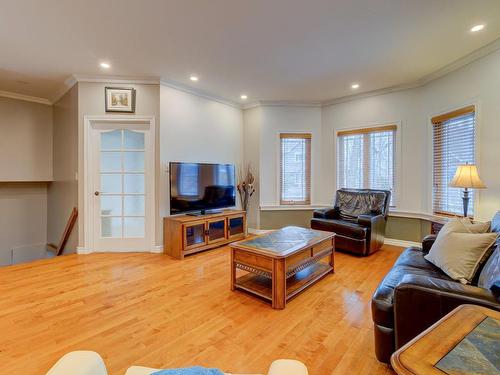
242,100,322,110
0,90,52,105
322,37,500,107
50,76,78,104
160,79,242,109
72,74,161,85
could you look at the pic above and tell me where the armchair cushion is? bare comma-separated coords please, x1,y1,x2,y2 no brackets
312,207,338,220
310,218,367,239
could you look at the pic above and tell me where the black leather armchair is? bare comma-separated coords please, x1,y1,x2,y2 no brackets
311,189,391,256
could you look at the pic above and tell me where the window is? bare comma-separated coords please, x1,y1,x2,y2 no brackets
432,106,476,216
280,133,311,205
336,125,396,205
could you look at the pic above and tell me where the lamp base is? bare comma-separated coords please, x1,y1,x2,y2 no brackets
462,188,470,218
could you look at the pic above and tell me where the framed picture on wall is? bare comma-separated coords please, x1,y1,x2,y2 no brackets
105,87,136,113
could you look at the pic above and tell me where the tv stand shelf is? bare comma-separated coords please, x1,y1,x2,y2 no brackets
163,209,246,259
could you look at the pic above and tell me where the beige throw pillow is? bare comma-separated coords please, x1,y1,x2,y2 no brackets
425,223,498,284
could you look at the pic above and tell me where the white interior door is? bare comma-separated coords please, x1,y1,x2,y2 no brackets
90,122,153,252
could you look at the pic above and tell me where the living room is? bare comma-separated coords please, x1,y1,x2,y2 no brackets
0,1,499,374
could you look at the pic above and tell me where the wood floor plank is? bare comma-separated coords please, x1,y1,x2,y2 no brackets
0,245,402,374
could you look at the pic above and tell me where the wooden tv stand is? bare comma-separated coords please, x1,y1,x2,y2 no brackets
163,209,246,259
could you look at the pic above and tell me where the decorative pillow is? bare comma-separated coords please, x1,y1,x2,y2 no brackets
425,230,498,284
459,217,491,233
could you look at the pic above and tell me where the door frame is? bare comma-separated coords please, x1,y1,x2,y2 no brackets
83,115,156,253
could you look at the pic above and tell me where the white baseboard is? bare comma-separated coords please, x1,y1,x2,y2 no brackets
151,245,163,253
76,247,92,254
384,238,421,248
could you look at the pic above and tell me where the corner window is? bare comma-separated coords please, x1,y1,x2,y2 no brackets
432,106,476,216
336,125,396,205
280,133,311,205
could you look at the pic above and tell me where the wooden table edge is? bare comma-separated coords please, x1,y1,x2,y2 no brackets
390,304,498,375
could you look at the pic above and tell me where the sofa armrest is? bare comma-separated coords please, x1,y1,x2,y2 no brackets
358,213,384,228
46,351,108,375
313,207,338,220
267,360,308,375
393,274,499,349
421,234,437,254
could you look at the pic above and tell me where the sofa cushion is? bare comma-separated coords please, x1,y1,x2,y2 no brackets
425,229,498,284
334,189,388,221
394,247,438,271
478,246,500,291
310,218,367,239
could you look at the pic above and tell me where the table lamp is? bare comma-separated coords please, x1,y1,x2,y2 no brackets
450,163,486,217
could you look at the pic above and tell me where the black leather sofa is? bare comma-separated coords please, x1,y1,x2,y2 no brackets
371,212,500,363
311,189,391,256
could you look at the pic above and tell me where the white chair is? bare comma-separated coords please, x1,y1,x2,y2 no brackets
46,351,308,375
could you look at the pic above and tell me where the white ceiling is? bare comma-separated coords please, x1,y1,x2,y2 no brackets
1,0,499,104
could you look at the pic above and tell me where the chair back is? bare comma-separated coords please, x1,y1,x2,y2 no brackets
334,189,391,221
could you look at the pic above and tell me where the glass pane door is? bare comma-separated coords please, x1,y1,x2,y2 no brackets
208,219,226,243
100,129,146,239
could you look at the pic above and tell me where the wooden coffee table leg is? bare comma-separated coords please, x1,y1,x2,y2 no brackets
230,248,236,291
272,258,286,309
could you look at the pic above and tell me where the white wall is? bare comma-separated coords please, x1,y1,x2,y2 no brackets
242,106,262,228
421,48,500,220
320,48,500,221
159,85,244,226
321,88,425,211
258,106,322,206
0,97,53,181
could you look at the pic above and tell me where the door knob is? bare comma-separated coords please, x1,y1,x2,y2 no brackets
94,191,100,196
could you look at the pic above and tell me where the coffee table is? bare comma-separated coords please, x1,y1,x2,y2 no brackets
391,304,500,374
230,226,335,309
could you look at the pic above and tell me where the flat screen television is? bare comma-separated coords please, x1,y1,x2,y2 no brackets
169,162,236,215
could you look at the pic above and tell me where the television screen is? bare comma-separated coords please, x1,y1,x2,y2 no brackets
169,162,236,215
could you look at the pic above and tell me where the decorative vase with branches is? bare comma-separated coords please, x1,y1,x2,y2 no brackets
237,164,256,212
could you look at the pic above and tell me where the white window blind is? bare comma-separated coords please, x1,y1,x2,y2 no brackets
280,133,311,205
432,106,476,216
336,125,396,205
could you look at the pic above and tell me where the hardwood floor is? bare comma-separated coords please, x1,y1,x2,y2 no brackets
0,245,402,374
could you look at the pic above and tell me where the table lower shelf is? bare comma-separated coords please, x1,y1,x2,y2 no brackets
234,262,332,302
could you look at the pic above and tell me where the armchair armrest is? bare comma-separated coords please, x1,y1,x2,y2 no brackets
313,207,338,220
393,274,499,348
421,234,437,254
357,213,384,228
46,351,108,375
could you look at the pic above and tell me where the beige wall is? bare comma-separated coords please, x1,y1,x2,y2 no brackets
259,209,432,243
47,85,79,253
0,96,53,181
77,82,161,247
0,182,48,265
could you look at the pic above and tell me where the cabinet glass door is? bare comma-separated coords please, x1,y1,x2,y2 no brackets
228,216,245,237
184,223,206,249
208,219,226,243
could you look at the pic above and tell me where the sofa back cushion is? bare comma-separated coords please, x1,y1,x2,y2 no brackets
334,189,389,221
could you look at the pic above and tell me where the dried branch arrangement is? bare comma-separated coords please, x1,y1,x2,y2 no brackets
237,164,256,212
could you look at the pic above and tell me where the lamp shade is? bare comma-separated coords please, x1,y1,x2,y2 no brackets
450,164,486,189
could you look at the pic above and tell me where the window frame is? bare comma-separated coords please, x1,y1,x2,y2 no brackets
431,105,477,218
278,132,312,206
334,123,400,207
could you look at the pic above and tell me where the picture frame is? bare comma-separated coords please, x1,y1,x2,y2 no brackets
105,87,136,113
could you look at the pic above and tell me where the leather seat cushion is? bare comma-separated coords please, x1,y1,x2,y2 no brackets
310,218,367,239
394,247,440,271
372,250,453,328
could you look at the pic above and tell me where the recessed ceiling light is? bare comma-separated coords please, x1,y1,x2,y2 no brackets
470,24,485,32
240,94,248,100
100,62,111,69
190,75,199,82
351,83,360,89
